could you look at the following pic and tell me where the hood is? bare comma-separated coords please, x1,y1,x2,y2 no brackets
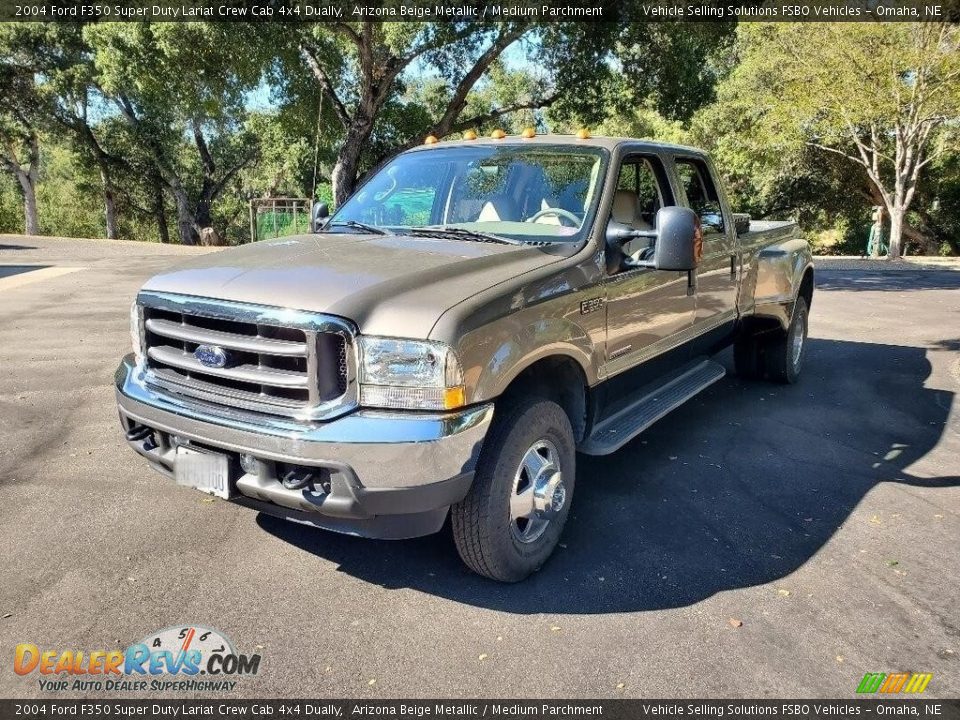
142,233,567,337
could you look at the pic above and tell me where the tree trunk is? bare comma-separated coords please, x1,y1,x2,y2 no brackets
195,192,213,230
15,169,39,236
194,194,225,246
174,191,196,245
332,122,374,206
331,143,362,207
887,207,904,260
153,179,170,244
99,165,118,240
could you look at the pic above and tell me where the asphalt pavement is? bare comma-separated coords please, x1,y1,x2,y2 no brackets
0,235,957,699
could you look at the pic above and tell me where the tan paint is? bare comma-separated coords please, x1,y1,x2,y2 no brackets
137,137,812,407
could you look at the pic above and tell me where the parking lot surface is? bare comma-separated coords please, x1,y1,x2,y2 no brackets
1,235,957,698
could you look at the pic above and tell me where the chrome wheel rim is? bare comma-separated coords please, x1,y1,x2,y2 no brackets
509,439,565,544
791,311,806,369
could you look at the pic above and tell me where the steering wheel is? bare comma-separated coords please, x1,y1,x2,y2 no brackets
526,207,581,227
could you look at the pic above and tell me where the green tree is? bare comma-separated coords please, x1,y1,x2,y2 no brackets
85,22,268,244
714,23,960,259
293,21,553,205
0,23,133,238
0,29,43,235
291,20,734,206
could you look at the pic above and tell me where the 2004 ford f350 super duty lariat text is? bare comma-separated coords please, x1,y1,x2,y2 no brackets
116,134,813,581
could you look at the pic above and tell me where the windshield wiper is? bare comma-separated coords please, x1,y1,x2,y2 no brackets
406,226,520,245
327,220,391,235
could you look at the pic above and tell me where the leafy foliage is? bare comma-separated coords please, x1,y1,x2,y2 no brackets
0,20,956,256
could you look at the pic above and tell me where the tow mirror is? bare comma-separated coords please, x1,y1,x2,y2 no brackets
605,221,637,246
310,201,329,233
604,207,701,274
604,221,644,274
652,206,701,271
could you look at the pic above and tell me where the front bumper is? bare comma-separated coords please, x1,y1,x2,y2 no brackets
114,355,492,539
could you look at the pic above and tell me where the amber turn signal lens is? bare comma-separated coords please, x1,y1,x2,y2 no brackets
576,128,591,139
490,129,506,139
521,127,536,138
424,135,439,145
462,129,477,140
443,386,466,410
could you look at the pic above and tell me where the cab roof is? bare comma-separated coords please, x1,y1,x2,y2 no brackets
403,133,706,156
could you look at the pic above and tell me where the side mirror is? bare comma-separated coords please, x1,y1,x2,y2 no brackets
604,221,641,274
605,220,638,246
653,206,701,271
310,202,329,233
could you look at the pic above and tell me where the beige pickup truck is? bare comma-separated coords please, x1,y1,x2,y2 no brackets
116,134,813,581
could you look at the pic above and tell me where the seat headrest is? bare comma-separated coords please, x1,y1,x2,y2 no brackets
612,190,640,224
477,195,519,222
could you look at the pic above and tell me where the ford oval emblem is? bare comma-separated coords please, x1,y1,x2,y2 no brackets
194,344,230,369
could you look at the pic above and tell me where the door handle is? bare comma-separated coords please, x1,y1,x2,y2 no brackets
730,254,738,280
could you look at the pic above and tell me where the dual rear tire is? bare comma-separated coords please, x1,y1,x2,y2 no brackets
734,296,809,384
452,297,809,581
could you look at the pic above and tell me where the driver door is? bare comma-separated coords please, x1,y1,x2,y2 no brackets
603,154,697,378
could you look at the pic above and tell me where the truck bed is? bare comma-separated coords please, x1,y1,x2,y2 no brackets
739,219,798,253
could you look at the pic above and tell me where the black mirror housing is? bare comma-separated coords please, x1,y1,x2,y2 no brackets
604,221,638,274
311,202,329,233
605,220,636,247
654,206,701,271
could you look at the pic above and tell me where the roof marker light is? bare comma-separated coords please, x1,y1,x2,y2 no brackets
462,129,477,140
521,127,536,138
424,135,439,145
490,129,506,139
576,128,591,139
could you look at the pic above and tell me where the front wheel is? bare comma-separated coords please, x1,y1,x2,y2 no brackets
450,397,575,582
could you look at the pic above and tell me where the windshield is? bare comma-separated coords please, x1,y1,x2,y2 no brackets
329,144,607,243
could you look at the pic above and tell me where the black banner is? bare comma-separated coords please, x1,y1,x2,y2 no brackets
1,0,956,23
2,699,960,720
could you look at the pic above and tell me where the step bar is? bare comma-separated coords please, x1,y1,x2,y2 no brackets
580,359,726,456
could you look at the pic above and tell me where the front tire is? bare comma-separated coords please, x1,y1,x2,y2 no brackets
451,397,575,582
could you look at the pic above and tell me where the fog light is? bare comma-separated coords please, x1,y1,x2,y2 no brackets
239,454,258,475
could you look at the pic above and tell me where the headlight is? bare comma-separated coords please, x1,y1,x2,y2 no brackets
358,336,465,410
130,301,144,365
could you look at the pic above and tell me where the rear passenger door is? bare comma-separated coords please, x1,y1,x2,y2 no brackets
603,154,696,378
673,156,738,344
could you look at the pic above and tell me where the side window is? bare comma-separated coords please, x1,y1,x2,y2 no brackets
611,156,672,230
608,155,672,274
675,158,724,234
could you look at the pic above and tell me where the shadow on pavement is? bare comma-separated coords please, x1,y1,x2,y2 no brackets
816,269,960,292
0,264,49,279
258,337,957,613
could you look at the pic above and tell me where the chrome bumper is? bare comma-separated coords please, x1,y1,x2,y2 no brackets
114,355,492,538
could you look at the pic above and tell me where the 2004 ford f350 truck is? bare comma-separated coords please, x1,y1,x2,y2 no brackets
116,134,813,581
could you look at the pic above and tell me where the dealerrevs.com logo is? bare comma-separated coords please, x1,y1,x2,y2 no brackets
14,625,261,693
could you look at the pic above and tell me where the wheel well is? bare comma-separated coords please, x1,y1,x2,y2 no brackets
499,356,588,442
799,267,814,310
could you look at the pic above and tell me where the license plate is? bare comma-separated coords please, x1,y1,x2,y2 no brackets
174,446,232,499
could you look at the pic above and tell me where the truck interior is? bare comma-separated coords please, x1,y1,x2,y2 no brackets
330,145,608,243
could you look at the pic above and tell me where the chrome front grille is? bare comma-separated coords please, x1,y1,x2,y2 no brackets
136,292,357,421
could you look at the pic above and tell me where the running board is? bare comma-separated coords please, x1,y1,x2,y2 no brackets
580,360,726,456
